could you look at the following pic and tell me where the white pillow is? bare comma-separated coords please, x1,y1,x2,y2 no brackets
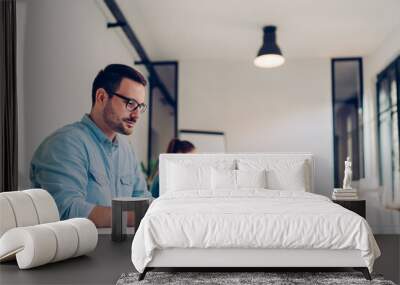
238,159,307,191
211,168,236,190
236,169,267,188
167,162,211,191
211,169,268,190
166,159,236,192
268,165,306,191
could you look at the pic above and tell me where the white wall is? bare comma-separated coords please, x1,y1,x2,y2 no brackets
17,0,149,188
179,58,333,197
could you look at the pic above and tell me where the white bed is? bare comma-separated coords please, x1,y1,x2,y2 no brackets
131,153,380,280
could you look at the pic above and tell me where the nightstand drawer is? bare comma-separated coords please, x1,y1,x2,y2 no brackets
332,200,366,218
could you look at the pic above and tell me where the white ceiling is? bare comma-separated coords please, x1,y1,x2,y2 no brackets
117,0,400,61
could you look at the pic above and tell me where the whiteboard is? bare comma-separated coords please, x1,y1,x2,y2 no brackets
179,130,226,153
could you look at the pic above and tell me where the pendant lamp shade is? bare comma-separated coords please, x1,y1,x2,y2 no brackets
254,26,285,68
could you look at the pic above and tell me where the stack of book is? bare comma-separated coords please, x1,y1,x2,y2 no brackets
332,188,359,200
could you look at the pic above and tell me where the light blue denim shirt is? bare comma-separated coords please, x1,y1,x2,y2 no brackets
30,114,149,220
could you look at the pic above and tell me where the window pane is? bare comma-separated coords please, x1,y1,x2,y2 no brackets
378,79,389,113
148,63,178,172
377,57,400,207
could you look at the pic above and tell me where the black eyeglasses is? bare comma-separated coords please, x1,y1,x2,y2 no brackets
108,91,147,113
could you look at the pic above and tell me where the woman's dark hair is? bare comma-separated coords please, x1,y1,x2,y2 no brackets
91,64,147,106
166,138,195,153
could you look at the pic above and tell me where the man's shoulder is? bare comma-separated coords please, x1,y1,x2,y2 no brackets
37,121,90,152
53,121,89,140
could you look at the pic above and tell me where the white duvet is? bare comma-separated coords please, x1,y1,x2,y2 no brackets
131,190,380,273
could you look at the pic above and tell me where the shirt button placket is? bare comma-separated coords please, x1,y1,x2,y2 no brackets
109,150,117,197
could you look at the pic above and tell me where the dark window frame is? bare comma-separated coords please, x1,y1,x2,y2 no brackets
145,61,179,175
331,57,365,187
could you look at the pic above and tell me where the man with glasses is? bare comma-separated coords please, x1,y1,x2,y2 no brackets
30,64,150,227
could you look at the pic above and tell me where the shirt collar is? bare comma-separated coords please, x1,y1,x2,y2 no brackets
81,114,119,148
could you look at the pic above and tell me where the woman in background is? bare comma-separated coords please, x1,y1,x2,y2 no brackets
150,138,196,198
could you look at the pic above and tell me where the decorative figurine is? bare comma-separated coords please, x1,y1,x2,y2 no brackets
343,157,352,190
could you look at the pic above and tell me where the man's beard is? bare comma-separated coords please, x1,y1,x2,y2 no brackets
103,103,134,135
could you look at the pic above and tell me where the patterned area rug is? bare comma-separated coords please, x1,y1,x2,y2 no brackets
116,271,395,285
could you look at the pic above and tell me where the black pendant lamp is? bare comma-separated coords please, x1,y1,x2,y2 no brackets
254,26,285,68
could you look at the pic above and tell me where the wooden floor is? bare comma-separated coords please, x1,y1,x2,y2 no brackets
0,235,398,284
0,235,134,285
373,234,400,284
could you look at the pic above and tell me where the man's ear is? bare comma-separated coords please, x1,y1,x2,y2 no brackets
95,88,108,106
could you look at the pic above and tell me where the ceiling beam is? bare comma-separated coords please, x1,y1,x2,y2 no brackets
103,0,176,108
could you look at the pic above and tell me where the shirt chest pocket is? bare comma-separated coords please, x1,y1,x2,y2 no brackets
89,169,108,186
119,174,134,196
87,168,110,204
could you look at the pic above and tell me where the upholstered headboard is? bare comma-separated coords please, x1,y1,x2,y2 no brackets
159,153,314,196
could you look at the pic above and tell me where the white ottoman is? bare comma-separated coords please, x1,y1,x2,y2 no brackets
0,189,98,269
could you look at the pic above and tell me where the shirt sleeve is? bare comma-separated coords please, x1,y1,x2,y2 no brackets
30,133,95,220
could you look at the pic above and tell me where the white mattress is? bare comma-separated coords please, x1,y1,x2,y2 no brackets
131,190,380,273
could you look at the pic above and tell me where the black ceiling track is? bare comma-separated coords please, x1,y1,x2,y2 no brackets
103,0,175,108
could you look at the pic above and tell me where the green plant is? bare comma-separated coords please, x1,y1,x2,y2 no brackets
140,159,159,187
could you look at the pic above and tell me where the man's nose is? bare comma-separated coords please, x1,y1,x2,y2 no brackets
130,110,140,118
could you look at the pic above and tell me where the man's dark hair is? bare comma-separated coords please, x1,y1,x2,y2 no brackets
91,64,147,106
